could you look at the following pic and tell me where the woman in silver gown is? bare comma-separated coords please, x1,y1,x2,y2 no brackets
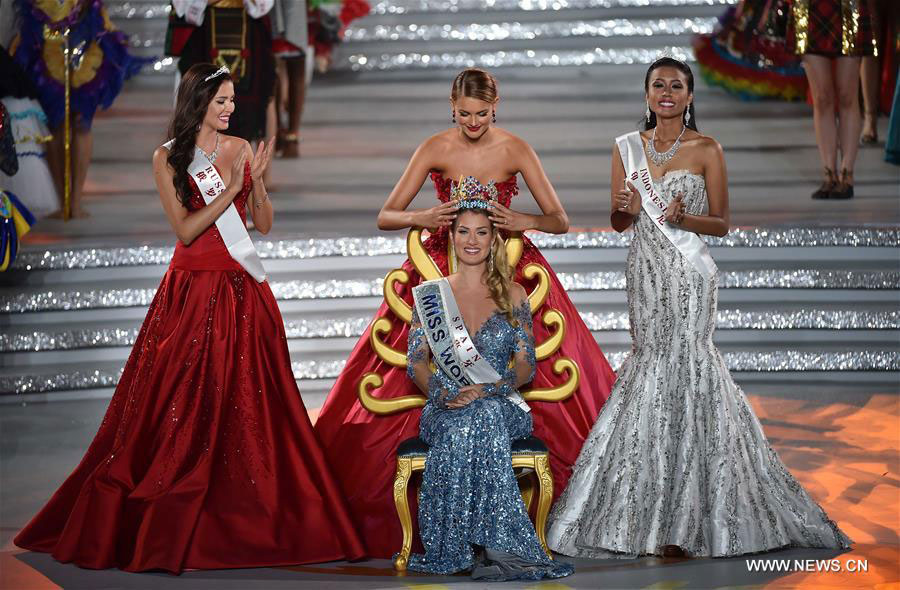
547,57,851,559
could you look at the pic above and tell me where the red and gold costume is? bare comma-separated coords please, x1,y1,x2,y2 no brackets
788,0,878,56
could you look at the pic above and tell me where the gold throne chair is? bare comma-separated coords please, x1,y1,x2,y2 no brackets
357,229,581,571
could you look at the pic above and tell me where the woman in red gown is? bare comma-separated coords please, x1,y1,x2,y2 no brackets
315,68,617,558
13,63,365,573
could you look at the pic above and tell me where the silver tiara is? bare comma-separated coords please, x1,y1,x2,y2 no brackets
652,49,689,65
204,65,229,82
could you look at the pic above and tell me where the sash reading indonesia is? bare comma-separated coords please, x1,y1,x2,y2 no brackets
615,131,718,281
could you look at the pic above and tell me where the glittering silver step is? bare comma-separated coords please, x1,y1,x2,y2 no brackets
125,45,691,76
105,0,733,75
9,228,898,272
2,309,897,354
3,288,895,332
1,350,896,398
106,0,169,19
334,0,727,71
2,330,896,369
5,243,897,288
104,0,733,21
344,17,716,44
340,44,697,72
5,371,892,405
137,45,704,75
3,270,897,314
367,0,734,15
123,18,717,53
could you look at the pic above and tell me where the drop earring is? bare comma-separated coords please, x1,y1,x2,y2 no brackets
645,103,651,123
451,111,456,123
492,111,496,123
684,106,691,126
488,248,494,274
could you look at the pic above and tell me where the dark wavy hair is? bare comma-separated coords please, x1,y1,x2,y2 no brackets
166,64,233,207
642,57,698,132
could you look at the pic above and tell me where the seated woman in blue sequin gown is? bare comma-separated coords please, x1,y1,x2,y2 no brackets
405,203,574,581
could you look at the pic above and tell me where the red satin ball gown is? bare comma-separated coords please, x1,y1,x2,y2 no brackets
315,172,617,558
14,163,365,573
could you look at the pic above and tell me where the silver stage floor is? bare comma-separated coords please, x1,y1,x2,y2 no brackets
2,392,897,589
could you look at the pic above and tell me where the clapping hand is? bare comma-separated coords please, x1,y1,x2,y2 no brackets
614,181,641,215
249,137,275,182
665,194,686,225
228,150,248,196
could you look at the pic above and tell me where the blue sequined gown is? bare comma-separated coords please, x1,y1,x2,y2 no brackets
406,298,574,581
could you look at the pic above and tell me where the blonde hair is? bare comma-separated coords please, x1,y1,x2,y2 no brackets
450,68,499,104
486,230,516,325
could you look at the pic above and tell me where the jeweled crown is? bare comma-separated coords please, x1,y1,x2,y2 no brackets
451,175,498,211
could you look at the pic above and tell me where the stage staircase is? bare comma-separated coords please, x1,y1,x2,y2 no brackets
106,0,734,76
2,229,897,406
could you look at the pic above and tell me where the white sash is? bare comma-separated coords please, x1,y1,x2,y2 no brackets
162,140,267,282
615,131,718,280
172,0,207,25
413,279,530,413
173,0,273,24
244,0,275,19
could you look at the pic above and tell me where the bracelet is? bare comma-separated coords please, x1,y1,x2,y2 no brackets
254,193,269,209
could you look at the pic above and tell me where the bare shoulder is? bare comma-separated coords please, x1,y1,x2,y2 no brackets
510,281,528,304
423,129,455,150
495,128,528,151
222,135,251,156
152,146,171,170
686,131,723,154
491,129,535,166
414,130,454,161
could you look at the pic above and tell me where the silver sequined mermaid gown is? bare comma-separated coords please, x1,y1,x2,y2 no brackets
546,171,851,558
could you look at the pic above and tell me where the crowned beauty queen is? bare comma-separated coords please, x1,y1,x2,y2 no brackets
401,194,574,580
315,68,617,557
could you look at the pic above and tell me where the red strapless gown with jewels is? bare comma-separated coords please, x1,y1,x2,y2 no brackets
14,164,365,573
315,172,617,558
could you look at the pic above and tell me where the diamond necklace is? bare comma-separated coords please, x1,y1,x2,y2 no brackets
196,132,219,163
646,125,686,166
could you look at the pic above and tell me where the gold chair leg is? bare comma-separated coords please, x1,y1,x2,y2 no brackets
533,453,554,558
516,469,536,513
393,457,414,571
